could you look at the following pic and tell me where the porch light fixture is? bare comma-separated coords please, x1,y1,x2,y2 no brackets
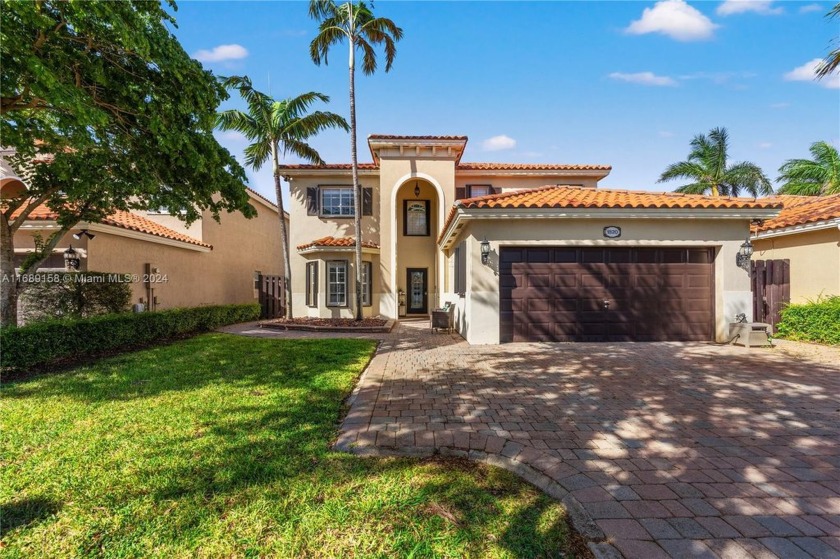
480,238,491,265
414,181,420,198
73,229,95,240
64,245,80,271
736,237,753,271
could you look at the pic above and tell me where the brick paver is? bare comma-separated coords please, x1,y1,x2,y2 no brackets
226,320,840,558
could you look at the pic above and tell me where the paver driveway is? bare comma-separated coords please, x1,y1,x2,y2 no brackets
333,321,840,559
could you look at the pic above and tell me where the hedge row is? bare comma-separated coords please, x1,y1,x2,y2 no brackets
1,303,260,370
775,296,840,346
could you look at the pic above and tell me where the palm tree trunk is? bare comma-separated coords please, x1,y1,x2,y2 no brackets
349,36,363,321
0,213,19,327
271,143,293,319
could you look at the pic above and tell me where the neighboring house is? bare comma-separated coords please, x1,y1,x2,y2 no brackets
11,188,287,311
752,194,840,304
281,134,782,344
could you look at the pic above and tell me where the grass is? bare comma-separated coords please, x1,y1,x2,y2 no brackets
1,333,572,558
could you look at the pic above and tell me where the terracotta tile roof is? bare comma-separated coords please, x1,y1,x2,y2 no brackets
368,134,468,141
753,194,840,233
457,162,612,171
440,185,783,243
11,203,211,248
296,236,380,251
279,163,380,170
456,185,783,210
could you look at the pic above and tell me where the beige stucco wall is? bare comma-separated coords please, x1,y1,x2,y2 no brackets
455,174,599,192
447,218,753,344
753,227,840,303
16,193,284,311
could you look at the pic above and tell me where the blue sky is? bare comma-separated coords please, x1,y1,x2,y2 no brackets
171,1,839,202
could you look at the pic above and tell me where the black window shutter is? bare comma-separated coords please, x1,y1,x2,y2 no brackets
490,185,499,195
306,187,319,215
455,187,466,201
362,187,373,216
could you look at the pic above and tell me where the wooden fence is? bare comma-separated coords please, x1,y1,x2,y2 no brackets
752,259,790,328
257,274,287,319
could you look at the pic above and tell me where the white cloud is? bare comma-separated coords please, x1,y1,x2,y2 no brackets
625,0,718,41
481,135,517,151
758,142,773,149
678,71,757,84
717,1,783,16
193,44,249,63
799,3,823,13
659,131,676,138
609,71,678,86
218,130,248,143
784,58,840,89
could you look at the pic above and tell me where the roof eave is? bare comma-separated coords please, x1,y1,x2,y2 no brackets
752,218,840,240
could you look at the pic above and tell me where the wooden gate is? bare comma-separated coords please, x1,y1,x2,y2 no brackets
258,274,287,319
752,259,790,328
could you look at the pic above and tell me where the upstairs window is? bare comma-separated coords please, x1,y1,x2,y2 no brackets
404,200,430,236
468,185,492,197
321,187,355,217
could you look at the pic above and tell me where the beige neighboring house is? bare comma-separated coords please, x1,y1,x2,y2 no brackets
11,188,287,311
281,134,782,344
752,194,840,304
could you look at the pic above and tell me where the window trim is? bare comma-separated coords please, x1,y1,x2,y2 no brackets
320,186,355,218
454,243,466,296
326,260,349,308
361,261,372,307
305,261,319,307
403,199,430,237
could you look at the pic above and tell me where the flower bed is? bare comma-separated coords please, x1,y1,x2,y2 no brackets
262,317,393,333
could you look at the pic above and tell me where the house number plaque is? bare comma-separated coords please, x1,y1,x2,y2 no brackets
603,226,622,239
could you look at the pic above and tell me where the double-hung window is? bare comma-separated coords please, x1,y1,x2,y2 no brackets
361,261,372,306
305,262,319,307
327,261,348,307
321,187,355,217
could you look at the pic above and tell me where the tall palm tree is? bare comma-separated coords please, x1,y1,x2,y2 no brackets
309,0,403,321
777,141,840,196
217,76,348,318
658,127,773,197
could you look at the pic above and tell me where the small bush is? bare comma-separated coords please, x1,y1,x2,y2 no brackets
775,296,840,346
0,303,260,370
20,271,132,323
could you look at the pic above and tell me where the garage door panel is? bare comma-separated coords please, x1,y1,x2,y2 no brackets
500,247,714,343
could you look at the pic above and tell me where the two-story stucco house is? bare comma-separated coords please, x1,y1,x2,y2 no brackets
281,134,782,344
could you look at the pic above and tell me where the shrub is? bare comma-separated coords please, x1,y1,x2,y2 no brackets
0,303,260,370
20,271,132,323
775,296,840,346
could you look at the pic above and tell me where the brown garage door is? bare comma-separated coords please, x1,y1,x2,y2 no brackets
500,247,714,342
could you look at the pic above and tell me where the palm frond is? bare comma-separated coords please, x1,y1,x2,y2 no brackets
724,161,773,197
309,0,338,20
310,23,347,66
284,92,332,119
283,138,326,165
777,141,840,196
674,183,714,195
216,110,260,140
357,38,378,74
658,160,707,183
284,110,349,139
243,140,271,170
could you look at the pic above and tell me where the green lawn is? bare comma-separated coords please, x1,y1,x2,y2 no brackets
1,334,572,558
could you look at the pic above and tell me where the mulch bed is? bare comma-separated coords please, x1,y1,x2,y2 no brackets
261,317,393,333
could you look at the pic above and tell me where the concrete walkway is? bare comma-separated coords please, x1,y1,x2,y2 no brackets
225,320,840,558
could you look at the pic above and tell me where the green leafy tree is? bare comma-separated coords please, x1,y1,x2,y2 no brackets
309,0,403,320
817,3,840,79
217,76,348,318
0,1,254,327
658,127,772,197
777,141,840,196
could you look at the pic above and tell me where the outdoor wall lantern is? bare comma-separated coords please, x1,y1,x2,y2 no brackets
736,237,753,271
414,181,420,198
480,238,491,265
64,245,80,271
73,229,95,240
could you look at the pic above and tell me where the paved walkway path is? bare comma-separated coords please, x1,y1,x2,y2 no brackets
225,320,840,558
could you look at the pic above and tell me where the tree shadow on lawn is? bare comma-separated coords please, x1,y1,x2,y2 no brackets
0,496,62,534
